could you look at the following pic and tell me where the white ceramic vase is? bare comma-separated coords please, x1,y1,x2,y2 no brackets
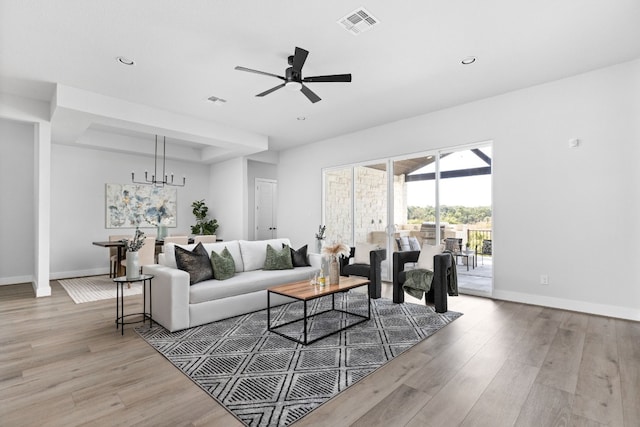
126,250,140,279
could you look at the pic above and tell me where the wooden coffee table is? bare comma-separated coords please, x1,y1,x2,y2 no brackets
267,276,371,345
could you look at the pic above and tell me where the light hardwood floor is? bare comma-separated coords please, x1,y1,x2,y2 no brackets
1,281,638,426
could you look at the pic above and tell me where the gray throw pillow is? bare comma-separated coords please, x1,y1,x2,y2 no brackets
211,247,235,280
174,242,214,285
264,244,293,270
284,243,310,267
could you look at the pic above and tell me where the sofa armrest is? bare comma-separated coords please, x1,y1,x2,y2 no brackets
143,264,191,332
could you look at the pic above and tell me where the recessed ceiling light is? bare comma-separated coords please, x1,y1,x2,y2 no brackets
116,56,136,66
461,56,477,65
297,116,306,121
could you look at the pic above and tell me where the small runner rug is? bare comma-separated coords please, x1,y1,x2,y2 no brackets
58,275,142,304
136,293,461,426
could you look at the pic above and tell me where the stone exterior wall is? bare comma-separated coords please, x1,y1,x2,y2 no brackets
325,166,396,246
324,168,352,244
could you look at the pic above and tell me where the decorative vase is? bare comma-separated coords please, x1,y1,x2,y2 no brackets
126,250,140,279
315,239,324,254
329,256,340,285
157,224,167,240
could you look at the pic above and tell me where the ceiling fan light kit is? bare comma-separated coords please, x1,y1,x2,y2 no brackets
235,46,352,103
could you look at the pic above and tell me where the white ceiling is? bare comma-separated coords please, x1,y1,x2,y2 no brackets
2,0,640,161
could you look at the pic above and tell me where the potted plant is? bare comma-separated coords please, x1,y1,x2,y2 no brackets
190,199,219,235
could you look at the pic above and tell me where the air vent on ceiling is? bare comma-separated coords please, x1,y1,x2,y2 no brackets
207,96,227,105
337,7,379,36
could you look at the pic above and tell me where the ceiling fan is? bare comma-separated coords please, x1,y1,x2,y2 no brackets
234,47,352,103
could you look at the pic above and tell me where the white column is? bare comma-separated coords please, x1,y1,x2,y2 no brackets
34,121,51,297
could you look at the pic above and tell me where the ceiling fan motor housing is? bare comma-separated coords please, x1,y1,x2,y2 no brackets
285,67,301,83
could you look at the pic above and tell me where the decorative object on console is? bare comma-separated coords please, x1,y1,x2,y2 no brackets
190,199,219,236
122,228,145,279
106,184,177,228
322,242,350,285
131,135,185,187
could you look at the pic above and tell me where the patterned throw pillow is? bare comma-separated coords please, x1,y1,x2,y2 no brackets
264,244,293,270
174,242,214,285
210,247,236,280
285,243,310,267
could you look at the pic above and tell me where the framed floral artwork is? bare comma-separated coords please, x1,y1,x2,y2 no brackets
105,184,177,228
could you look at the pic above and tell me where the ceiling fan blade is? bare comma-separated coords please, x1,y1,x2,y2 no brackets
292,47,309,73
300,84,321,103
303,74,352,83
256,83,286,97
234,66,285,81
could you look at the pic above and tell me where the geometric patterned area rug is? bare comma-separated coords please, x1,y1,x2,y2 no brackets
58,275,142,304
136,293,461,426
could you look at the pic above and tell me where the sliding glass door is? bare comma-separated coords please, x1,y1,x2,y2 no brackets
323,142,492,294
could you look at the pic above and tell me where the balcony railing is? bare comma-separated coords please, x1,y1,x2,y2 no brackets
467,229,492,254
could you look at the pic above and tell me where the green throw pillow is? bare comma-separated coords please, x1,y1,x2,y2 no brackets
264,244,293,270
210,247,235,280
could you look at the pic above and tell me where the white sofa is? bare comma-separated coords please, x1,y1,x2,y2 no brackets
143,238,321,332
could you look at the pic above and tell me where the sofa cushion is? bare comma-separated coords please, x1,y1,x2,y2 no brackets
163,240,244,273
210,247,235,280
354,242,379,264
239,238,291,271
264,244,294,270
175,242,214,285
189,266,316,304
417,243,442,271
286,243,310,267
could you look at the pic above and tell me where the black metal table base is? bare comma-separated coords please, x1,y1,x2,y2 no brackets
267,287,371,345
114,275,153,335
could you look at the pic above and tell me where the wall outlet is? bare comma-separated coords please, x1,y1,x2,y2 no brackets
540,274,549,285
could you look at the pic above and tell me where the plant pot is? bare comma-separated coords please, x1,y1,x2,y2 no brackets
126,250,140,279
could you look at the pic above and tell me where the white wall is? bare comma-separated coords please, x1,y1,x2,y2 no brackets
50,143,210,278
209,156,247,241
0,118,35,284
278,59,640,320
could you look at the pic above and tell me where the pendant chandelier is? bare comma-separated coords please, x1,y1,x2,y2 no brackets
131,135,186,187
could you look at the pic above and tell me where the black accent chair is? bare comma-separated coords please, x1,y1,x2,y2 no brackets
392,251,452,313
340,247,386,299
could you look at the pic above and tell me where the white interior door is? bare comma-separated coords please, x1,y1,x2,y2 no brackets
255,179,277,240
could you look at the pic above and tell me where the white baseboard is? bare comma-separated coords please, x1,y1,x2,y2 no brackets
34,282,51,297
0,275,33,286
492,289,640,322
50,268,109,280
